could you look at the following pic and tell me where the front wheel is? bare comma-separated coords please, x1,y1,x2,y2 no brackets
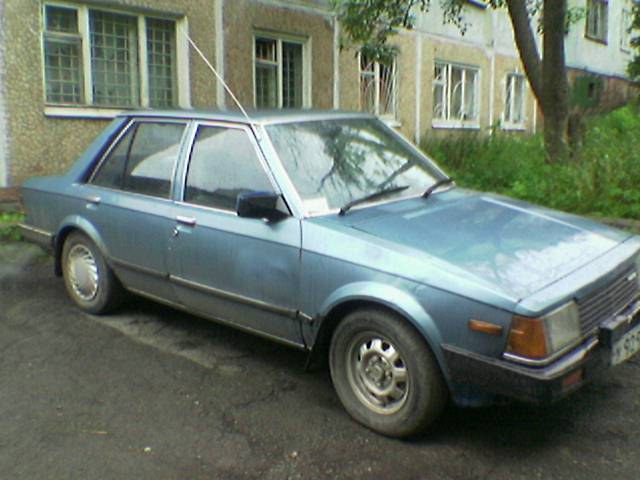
329,308,447,437
62,232,123,314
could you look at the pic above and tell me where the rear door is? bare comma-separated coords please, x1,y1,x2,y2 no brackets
81,119,189,300
167,122,303,346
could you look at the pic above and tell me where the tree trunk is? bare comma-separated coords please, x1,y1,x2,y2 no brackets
541,0,570,162
506,0,570,163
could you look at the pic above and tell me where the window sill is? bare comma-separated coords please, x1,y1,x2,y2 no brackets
381,117,401,128
432,121,480,130
44,105,127,119
584,34,608,46
501,124,527,132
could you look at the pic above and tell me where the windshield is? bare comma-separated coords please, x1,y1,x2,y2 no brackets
266,118,444,214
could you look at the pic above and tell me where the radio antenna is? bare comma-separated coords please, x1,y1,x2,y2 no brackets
178,25,252,123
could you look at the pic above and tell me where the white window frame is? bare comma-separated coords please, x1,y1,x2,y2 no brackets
586,0,609,43
502,72,527,130
252,32,311,109
358,53,399,122
621,8,633,52
432,61,480,130
41,2,190,118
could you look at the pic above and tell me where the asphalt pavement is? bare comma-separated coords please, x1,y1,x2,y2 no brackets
1,240,639,479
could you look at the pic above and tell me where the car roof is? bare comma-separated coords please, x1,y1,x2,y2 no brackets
118,108,376,125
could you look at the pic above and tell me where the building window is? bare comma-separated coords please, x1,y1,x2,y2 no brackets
254,36,306,109
43,3,178,108
432,62,479,126
586,0,608,43
503,73,526,128
621,9,633,51
359,54,397,119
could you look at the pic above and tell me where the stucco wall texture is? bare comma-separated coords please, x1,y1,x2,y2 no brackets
5,0,218,186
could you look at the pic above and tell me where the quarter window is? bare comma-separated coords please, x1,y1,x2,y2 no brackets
184,126,275,211
43,3,178,108
254,36,306,108
504,73,526,127
359,54,397,119
433,62,479,126
586,0,608,43
91,122,186,198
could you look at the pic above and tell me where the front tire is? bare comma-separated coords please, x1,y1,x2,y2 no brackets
62,232,123,314
329,308,447,437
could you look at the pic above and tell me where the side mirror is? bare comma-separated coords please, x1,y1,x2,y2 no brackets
236,191,285,221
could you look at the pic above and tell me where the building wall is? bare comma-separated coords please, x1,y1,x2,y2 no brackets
5,0,219,186
223,0,335,110
0,0,8,187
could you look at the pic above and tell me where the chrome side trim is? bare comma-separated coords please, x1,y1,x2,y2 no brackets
17,223,54,248
169,274,298,318
110,257,167,279
503,336,599,369
126,287,308,351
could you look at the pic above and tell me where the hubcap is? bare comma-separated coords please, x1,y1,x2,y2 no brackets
67,244,99,302
347,335,409,415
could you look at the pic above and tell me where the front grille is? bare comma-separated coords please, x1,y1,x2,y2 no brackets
577,266,639,334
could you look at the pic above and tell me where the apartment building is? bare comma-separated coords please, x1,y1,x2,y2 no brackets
0,0,636,186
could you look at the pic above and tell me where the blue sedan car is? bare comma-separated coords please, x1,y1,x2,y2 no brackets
20,110,640,437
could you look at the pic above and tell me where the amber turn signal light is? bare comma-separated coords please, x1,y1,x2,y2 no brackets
506,316,548,359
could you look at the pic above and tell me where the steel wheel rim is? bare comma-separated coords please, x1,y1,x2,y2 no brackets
67,244,99,302
346,333,409,415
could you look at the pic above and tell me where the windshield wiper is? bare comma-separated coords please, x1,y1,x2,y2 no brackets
422,177,454,200
339,185,409,216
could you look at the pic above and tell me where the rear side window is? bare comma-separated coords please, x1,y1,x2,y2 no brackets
184,126,275,211
91,121,186,198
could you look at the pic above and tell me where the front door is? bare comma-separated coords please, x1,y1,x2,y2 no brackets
168,123,303,346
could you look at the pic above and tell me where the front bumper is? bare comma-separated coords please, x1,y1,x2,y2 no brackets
443,300,640,404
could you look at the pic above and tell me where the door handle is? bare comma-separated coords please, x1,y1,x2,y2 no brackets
85,195,101,205
176,215,197,226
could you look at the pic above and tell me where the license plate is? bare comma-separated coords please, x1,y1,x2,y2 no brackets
612,323,640,366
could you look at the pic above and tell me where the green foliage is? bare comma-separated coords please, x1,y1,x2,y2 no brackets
422,104,640,219
0,212,25,241
629,3,640,82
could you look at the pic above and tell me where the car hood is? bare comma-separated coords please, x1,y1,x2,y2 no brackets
346,190,631,300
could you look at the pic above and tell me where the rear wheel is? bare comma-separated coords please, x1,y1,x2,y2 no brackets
62,232,123,314
329,307,447,437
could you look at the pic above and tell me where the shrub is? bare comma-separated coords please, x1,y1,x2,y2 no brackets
421,104,640,219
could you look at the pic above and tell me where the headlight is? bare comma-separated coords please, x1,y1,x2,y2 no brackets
506,302,581,361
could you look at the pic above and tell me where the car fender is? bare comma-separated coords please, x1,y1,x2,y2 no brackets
315,281,449,378
54,215,110,275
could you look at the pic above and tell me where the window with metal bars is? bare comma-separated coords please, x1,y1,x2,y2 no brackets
42,3,178,108
503,73,526,127
359,54,397,119
432,61,479,126
254,35,306,109
586,0,609,43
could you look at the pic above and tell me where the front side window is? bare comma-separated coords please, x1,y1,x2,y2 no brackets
359,54,397,119
586,0,608,43
43,3,178,108
433,62,479,126
254,36,306,109
184,126,275,211
504,73,526,127
91,122,186,198
267,118,441,214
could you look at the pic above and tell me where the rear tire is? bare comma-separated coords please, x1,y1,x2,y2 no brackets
329,307,447,437
62,232,123,314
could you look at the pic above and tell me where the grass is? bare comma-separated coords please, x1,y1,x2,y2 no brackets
0,211,25,241
421,103,640,220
